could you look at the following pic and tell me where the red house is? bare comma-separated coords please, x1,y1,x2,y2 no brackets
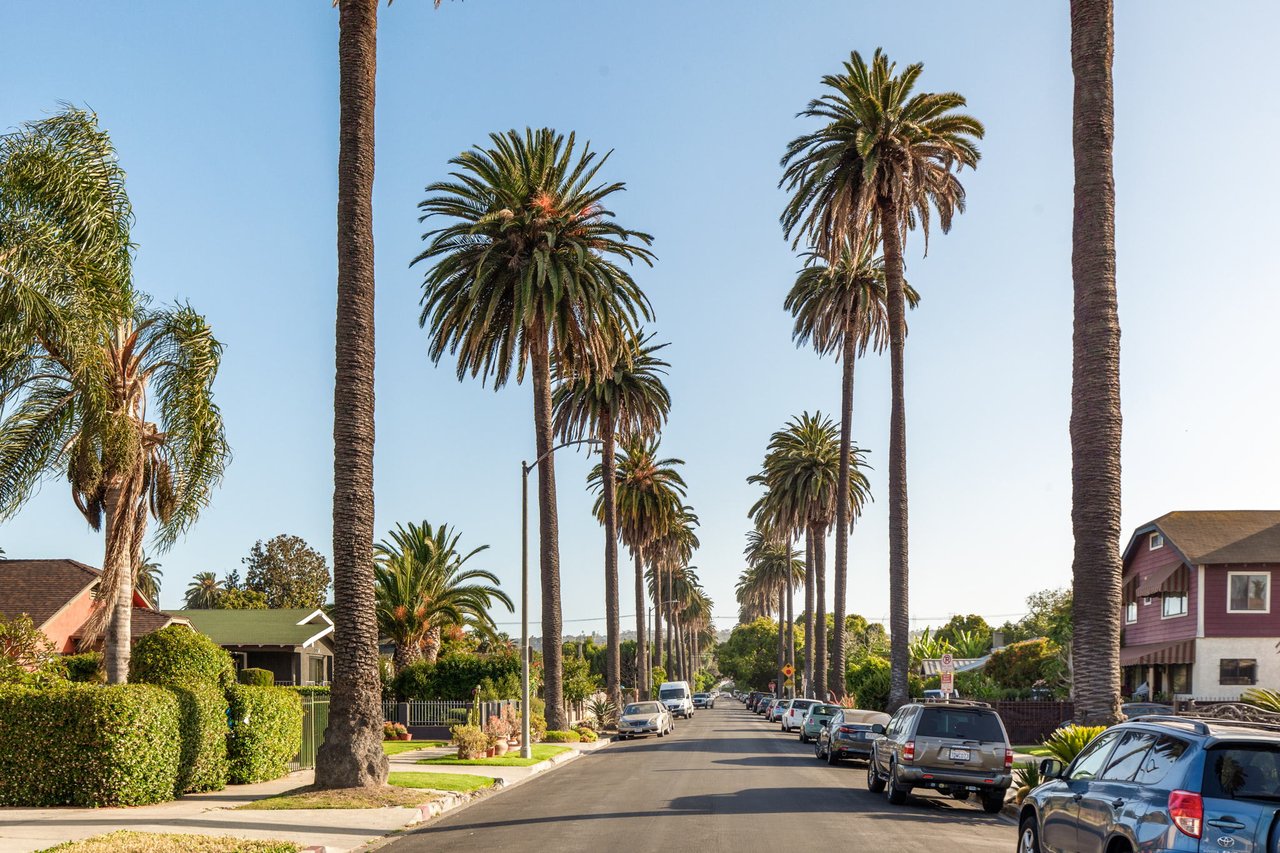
0,558,188,654
1121,511,1280,700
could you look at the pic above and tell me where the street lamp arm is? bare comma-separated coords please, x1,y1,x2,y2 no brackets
526,437,601,473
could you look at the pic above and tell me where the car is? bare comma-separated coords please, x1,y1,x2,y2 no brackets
1018,713,1280,853
816,708,890,762
615,700,674,739
746,691,765,711
767,699,790,723
781,698,819,732
658,681,695,719
692,692,715,709
868,700,1013,813
798,703,842,744
760,697,781,718
756,696,774,716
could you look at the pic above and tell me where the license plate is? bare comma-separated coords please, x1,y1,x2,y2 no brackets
948,748,971,761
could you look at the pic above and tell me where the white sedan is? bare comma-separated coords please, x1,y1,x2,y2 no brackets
780,698,820,732
615,701,675,739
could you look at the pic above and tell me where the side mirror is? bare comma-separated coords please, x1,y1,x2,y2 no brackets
871,724,886,735
1039,758,1065,780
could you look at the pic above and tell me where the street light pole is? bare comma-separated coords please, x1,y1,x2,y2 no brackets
520,437,600,760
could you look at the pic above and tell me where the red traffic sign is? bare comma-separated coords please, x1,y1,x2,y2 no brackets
782,664,794,677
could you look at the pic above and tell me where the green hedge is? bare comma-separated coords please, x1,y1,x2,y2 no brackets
129,626,234,688
0,684,180,806
238,668,275,687
393,650,522,700
61,652,104,683
544,729,581,743
226,684,303,784
985,638,1059,689
171,683,229,793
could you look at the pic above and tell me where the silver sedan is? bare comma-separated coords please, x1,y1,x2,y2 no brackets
615,701,675,739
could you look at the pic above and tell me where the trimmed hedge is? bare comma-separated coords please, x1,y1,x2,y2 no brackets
238,667,275,687
61,652,104,683
393,650,522,700
226,684,303,784
171,683,229,793
129,626,235,688
544,729,581,743
0,684,180,806
844,657,924,712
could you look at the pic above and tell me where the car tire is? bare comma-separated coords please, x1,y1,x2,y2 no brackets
799,732,808,744
827,744,841,765
815,740,824,759
866,759,886,793
980,791,1005,814
886,763,908,805
951,789,971,802
1017,814,1042,852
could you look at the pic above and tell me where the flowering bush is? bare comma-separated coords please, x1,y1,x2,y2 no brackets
484,714,510,742
450,724,489,759
383,722,408,740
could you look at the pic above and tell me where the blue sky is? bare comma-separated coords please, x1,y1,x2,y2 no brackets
4,2,1279,636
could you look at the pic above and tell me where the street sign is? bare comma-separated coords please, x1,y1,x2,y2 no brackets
782,664,794,677
941,653,955,672
784,678,794,688
940,671,955,695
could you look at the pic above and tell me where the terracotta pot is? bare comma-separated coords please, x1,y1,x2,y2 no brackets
494,739,509,756
486,746,497,758
398,733,412,741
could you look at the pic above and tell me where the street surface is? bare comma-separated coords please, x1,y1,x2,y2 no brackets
385,701,1015,852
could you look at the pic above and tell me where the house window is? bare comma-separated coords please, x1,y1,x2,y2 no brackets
308,656,327,685
1125,601,1137,623
1228,573,1270,613
1150,532,1165,550
1162,592,1188,618
1220,659,1258,686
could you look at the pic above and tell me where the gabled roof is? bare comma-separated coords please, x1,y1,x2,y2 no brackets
1,559,109,626
1124,511,1280,567
170,607,334,648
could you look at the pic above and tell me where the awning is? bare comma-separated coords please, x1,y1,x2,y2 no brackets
1120,640,1196,667
1135,562,1183,597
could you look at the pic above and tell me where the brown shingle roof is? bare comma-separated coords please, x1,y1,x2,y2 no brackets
0,559,100,626
1148,511,1280,565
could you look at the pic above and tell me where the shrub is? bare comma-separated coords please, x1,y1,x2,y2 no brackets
985,638,1059,690
62,652,104,683
129,626,234,688
238,667,275,687
0,684,180,806
586,695,619,729
574,726,598,743
1043,725,1107,766
393,649,523,700
1013,760,1043,804
292,685,330,697
171,682,229,793
450,724,488,759
225,685,303,784
0,614,66,687
1242,688,1280,714
529,696,547,743
544,730,581,743
384,722,408,740
844,657,923,711
484,714,511,742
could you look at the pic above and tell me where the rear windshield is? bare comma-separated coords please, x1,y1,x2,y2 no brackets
813,705,840,716
693,693,709,698
659,688,686,700
915,708,1005,742
1203,744,1280,802
791,700,817,710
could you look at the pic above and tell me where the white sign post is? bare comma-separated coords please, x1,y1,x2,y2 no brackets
940,653,956,699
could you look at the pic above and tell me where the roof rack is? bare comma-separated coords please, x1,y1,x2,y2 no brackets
1127,715,1210,735
1184,716,1280,735
919,698,992,708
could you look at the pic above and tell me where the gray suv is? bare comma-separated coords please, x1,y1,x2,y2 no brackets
868,700,1013,813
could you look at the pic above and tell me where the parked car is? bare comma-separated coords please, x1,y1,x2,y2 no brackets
756,696,775,716
746,691,765,711
781,698,819,732
799,703,842,744
1120,701,1173,718
659,681,695,719
692,692,715,709
616,701,674,739
767,699,790,723
868,700,1012,813
816,708,890,762
1019,714,1280,853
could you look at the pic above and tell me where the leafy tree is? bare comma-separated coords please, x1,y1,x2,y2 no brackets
243,534,330,609
936,614,992,648
715,618,783,692
214,588,268,610
562,650,599,705
999,588,1073,649
415,128,655,730
985,638,1060,690
0,613,60,684
844,614,889,664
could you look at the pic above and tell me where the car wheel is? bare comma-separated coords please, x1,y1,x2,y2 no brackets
951,789,971,802
815,740,824,759
866,758,886,793
1017,814,1042,852
827,744,840,765
886,762,908,805
799,732,808,744
980,790,1005,814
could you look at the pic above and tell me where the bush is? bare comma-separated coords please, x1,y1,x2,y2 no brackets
129,626,234,688
985,638,1059,690
171,682,229,793
1043,725,1107,765
844,657,923,711
544,729,581,743
62,652,104,683
384,721,408,740
292,685,330,697
393,649,523,700
450,724,488,759
530,696,547,743
225,685,302,784
0,684,180,806
238,668,274,687
574,726,598,743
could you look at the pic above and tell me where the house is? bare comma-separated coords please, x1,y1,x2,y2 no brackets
0,558,189,653
172,608,334,686
1120,510,1280,700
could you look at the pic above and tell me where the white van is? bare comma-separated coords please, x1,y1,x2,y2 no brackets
658,681,695,718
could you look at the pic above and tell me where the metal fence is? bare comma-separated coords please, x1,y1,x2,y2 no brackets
292,693,330,771
381,699,519,728
991,700,1074,743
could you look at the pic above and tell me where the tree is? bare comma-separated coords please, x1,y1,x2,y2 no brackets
1070,0,1122,725
738,529,803,695
135,552,162,605
373,520,512,671
214,588,267,610
715,618,782,691
184,571,223,609
0,613,57,683
935,614,992,648
243,534,331,609
780,49,982,708
556,332,670,712
415,129,655,730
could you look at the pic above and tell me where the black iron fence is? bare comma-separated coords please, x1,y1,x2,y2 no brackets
991,700,1074,743
292,692,329,771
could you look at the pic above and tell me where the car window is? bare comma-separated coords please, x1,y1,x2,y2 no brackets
816,705,840,716
623,703,659,715
915,709,1005,742
1100,731,1156,781
1069,731,1121,781
1133,735,1189,786
659,688,686,700
1202,744,1280,802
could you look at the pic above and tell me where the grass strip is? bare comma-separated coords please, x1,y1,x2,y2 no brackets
39,831,298,853
235,785,434,810
415,743,571,767
387,772,495,793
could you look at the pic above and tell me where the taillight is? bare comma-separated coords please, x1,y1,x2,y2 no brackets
1003,748,1013,770
902,741,915,762
839,725,859,734
1168,790,1202,838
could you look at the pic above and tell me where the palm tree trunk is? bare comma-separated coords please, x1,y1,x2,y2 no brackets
652,560,663,680
1070,0,1122,726
634,547,647,696
530,335,566,730
879,195,911,712
420,626,441,665
803,528,815,698
776,587,785,698
393,637,423,674
785,540,795,674
101,479,135,684
317,0,388,789
665,567,674,676
813,522,828,700
832,325,858,699
600,425,622,711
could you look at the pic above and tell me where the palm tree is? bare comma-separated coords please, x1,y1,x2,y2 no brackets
416,129,655,728
184,571,223,609
592,433,684,697
786,242,912,696
374,520,513,672
1070,0,1122,725
647,506,699,678
135,552,162,606
780,49,983,708
740,529,804,695
556,332,670,710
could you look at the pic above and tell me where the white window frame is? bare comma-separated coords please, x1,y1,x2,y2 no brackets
1227,571,1271,614
1161,591,1188,619
1150,532,1165,550
1125,601,1137,624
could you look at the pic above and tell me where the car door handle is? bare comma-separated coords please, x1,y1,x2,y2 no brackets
1072,793,1083,802
1111,799,1125,808
1207,819,1248,831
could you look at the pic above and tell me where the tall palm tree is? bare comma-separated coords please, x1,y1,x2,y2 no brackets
374,520,513,672
648,507,699,678
135,552,162,606
556,332,670,710
595,434,685,696
416,128,655,729
1070,0,1122,725
740,529,804,695
184,571,223,609
786,242,911,696
780,49,982,708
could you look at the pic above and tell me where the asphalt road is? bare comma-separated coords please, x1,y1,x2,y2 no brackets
384,701,1016,852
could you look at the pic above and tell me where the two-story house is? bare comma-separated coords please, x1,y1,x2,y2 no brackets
1120,510,1280,700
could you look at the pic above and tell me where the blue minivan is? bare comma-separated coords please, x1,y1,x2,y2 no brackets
1019,715,1280,852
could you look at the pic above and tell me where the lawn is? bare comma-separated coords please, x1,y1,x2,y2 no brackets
236,785,435,810
38,832,298,853
387,772,495,793
383,740,447,755
415,744,571,767
1014,744,1051,757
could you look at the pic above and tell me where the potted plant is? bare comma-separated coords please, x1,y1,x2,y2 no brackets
486,714,510,755
450,724,489,760
502,703,521,745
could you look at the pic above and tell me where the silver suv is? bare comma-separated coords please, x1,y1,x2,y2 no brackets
868,700,1013,813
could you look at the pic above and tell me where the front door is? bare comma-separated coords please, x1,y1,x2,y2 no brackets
1040,730,1120,852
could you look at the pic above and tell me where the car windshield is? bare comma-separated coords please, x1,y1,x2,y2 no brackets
623,703,660,716
659,688,685,700
1203,745,1280,802
915,708,1004,741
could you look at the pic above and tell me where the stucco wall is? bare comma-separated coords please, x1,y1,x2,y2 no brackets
41,590,96,653
1192,637,1280,699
